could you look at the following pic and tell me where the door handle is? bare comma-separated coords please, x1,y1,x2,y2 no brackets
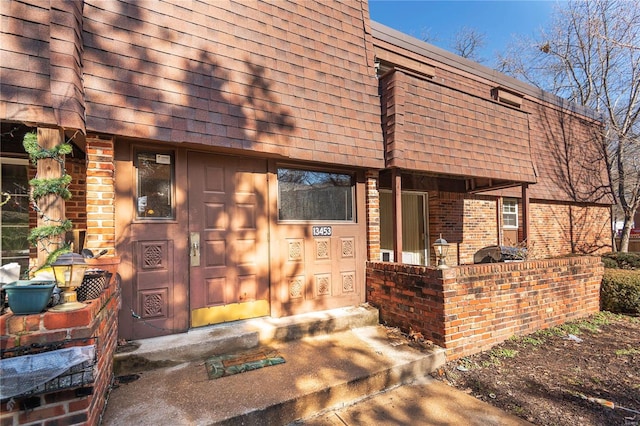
190,232,201,266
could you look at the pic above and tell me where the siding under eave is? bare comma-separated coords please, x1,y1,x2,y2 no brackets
0,0,85,131
381,69,537,184
82,0,384,169
373,20,611,205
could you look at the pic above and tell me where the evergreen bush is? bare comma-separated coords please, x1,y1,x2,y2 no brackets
601,252,640,270
601,269,640,315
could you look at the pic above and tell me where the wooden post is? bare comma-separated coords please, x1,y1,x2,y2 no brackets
36,128,66,265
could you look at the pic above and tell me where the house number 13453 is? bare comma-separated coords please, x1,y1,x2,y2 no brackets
312,226,332,237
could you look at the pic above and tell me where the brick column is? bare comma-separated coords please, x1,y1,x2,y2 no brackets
85,135,115,255
365,170,380,262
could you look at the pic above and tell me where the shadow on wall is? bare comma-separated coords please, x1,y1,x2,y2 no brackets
82,1,296,148
88,1,364,331
536,106,612,254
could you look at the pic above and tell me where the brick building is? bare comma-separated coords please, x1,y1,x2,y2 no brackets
1,1,612,417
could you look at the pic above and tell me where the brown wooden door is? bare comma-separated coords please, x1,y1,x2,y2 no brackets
115,143,189,340
268,166,367,317
187,152,269,327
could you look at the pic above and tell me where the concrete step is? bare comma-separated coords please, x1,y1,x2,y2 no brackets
102,322,446,425
114,304,381,376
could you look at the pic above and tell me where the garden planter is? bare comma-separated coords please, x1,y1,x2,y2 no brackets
77,270,112,302
3,280,56,315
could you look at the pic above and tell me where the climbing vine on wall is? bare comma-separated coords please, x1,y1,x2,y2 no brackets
22,132,73,267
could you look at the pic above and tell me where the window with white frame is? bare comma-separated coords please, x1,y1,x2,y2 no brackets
502,198,518,228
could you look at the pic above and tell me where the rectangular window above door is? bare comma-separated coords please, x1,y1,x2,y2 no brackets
277,167,354,222
135,152,175,220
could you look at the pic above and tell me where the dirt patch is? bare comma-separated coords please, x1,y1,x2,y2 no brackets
432,313,640,426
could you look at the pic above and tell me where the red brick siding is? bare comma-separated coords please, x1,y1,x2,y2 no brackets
427,192,498,265
82,0,384,168
459,197,498,263
426,192,611,264
0,280,120,425
366,263,446,342
367,256,603,359
84,135,115,255
66,158,87,230
529,203,611,257
366,171,380,261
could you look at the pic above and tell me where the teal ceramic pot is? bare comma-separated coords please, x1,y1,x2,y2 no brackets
3,281,56,315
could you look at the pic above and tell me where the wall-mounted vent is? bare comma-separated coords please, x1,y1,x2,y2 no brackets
492,87,524,108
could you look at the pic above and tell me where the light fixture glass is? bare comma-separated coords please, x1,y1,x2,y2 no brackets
49,253,89,312
433,234,450,269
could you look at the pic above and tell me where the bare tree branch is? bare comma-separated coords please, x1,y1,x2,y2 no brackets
451,26,486,63
499,0,640,251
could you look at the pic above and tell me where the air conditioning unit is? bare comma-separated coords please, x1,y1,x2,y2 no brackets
380,250,394,262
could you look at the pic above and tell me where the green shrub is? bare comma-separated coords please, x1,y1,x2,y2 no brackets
602,257,618,269
601,252,640,270
601,269,640,315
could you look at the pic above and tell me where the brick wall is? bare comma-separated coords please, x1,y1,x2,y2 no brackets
0,279,120,425
425,192,611,266
28,158,87,261
366,256,603,359
67,158,87,231
426,192,499,265
529,203,611,257
366,171,380,261
84,136,116,255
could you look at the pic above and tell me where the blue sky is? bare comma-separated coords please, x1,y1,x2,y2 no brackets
369,1,560,66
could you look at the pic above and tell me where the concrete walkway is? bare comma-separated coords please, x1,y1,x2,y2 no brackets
297,377,532,426
101,306,532,425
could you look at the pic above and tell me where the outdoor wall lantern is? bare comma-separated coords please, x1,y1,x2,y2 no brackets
433,234,450,269
50,253,89,312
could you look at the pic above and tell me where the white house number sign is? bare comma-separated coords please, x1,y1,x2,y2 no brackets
312,226,332,237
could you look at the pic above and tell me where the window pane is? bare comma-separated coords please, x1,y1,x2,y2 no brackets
1,162,30,270
136,152,174,219
503,199,518,228
1,225,29,255
504,214,517,227
278,168,354,221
